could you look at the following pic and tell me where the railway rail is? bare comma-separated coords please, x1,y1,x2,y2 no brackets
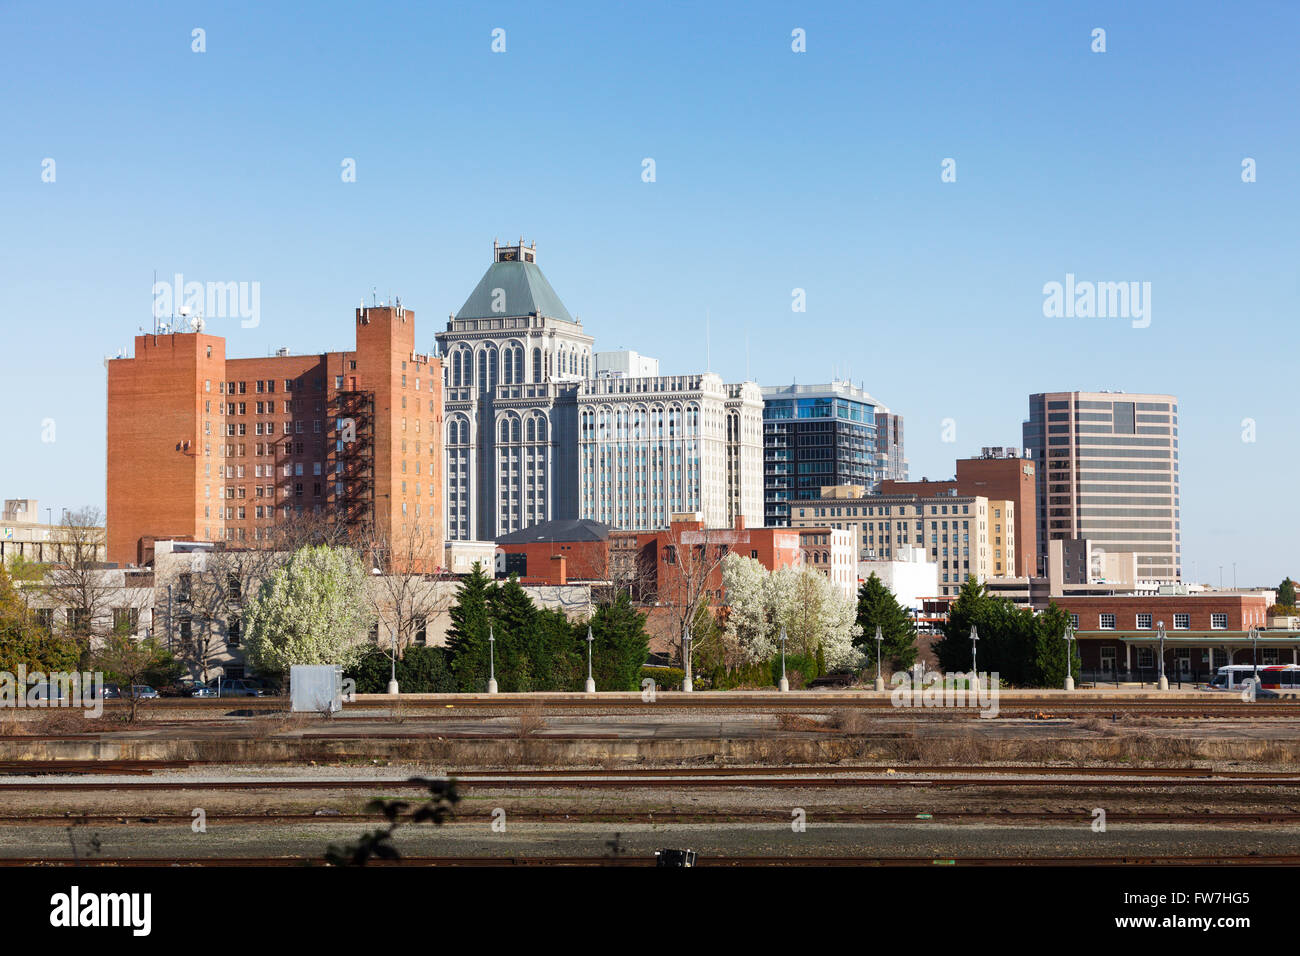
4,760,1300,779
2,853,1296,867
7,808,1300,826
5,773,1300,792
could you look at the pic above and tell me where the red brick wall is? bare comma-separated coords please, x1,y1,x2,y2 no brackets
1056,594,1270,632
107,333,226,565
106,307,444,569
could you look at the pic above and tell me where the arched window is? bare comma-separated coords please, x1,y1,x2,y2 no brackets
500,418,510,443
533,348,542,382
536,417,547,442
526,418,535,443
510,417,520,443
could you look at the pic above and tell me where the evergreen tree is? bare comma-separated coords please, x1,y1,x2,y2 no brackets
932,576,990,673
585,592,652,691
445,562,493,692
488,575,540,692
1031,603,1079,687
853,573,918,674
1279,578,1297,608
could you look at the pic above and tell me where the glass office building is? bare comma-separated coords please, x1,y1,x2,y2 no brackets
762,382,904,526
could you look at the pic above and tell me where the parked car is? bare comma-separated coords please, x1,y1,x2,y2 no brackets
162,678,203,698
130,685,160,700
99,683,122,699
188,685,218,698
244,677,282,697
206,678,260,698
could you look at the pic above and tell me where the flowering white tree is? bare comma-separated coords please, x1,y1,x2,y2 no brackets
722,554,862,670
776,565,862,669
721,553,778,663
243,545,370,675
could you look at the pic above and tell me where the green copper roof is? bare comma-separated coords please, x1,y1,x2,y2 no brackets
455,260,574,323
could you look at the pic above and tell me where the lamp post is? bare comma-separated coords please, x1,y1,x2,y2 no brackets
1250,625,1260,689
970,624,979,692
778,627,789,693
682,623,693,693
1157,620,1168,690
873,624,885,692
1063,626,1075,691
487,626,498,694
585,625,596,694
387,624,399,695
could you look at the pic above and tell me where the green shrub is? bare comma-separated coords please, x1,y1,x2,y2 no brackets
640,666,684,691
345,645,457,694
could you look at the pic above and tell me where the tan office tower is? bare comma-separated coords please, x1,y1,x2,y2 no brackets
1022,391,1180,582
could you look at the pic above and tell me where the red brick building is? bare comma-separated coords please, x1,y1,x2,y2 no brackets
881,449,1037,577
1054,592,1276,676
494,514,805,601
495,519,612,585
106,305,443,568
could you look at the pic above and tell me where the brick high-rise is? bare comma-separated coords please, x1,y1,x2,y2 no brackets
106,305,443,568
880,448,1037,578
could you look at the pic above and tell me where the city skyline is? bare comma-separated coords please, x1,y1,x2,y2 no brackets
1,1,1294,582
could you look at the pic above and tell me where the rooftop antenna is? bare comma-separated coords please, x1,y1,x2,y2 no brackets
706,310,711,372
745,332,750,381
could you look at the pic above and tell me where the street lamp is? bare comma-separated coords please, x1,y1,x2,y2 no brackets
778,628,789,693
970,624,979,692
487,625,498,694
1063,626,1075,692
1156,620,1168,691
873,624,885,692
387,624,399,695
682,623,693,693
1250,625,1260,688
585,625,596,694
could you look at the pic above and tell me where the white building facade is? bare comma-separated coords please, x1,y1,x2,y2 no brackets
436,242,591,541
577,373,763,531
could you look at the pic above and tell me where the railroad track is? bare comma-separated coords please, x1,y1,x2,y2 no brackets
9,808,1300,826
5,773,1300,792
2,853,1297,866
6,760,1300,780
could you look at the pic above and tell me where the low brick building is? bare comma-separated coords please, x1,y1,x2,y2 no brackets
1054,591,1282,679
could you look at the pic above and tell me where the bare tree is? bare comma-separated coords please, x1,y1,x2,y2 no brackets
653,519,732,690
41,507,113,668
360,520,455,681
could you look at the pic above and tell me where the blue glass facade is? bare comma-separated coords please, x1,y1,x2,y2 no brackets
762,386,883,526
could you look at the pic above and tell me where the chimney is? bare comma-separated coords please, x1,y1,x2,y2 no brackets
734,515,746,531
549,554,567,586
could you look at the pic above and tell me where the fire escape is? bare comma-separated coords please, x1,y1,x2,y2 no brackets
330,390,376,529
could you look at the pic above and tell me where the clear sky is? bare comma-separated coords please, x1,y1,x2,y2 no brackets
1,1,1295,586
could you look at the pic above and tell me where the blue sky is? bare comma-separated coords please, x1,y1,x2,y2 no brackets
1,1,1295,585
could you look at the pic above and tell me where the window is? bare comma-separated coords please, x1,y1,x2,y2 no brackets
1173,613,1190,630
1099,613,1115,630
227,617,241,647
1136,613,1152,630
112,608,139,633
1069,613,1079,628
414,616,427,645
1211,613,1227,630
